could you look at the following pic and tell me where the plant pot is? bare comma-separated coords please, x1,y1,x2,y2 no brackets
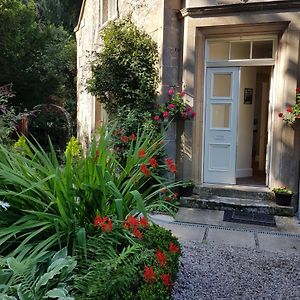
274,192,293,206
179,186,194,197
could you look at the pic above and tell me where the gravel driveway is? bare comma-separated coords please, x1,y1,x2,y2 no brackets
172,241,300,300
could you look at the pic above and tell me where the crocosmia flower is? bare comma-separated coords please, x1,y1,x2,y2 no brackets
169,242,180,254
287,107,293,113
161,274,172,287
138,148,146,158
121,135,128,143
129,133,136,141
140,164,151,176
149,157,158,168
133,227,143,239
156,250,167,266
144,266,156,283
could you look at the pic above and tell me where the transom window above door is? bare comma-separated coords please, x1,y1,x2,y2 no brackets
206,36,277,66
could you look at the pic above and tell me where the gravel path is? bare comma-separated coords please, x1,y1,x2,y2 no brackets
172,241,300,300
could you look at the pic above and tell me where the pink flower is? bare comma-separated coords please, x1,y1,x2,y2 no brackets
168,103,176,109
163,111,169,119
168,89,174,96
153,115,161,121
296,88,300,93
180,90,185,97
182,112,188,119
191,111,196,118
287,107,293,113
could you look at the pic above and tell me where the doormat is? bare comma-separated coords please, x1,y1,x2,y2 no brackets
223,210,276,227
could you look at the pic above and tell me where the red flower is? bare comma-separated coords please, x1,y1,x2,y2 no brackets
278,112,284,118
138,148,146,158
168,103,176,109
161,274,172,287
296,87,300,92
156,250,167,266
101,217,113,232
168,89,174,96
124,215,140,229
287,107,293,113
163,111,169,119
133,227,143,239
121,135,128,143
165,158,176,173
169,242,180,254
180,90,185,97
169,164,176,174
139,216,149,228
140,164,151,177
93,215,113,232
149,157,159,168
153,115,161,121
173,192,179,199
120,128,125,134
93,215,102,227
165,196,171,202
165,158,174,166
129,133,136,141
144,266,156,283
191,111,196,118
113,130,119,136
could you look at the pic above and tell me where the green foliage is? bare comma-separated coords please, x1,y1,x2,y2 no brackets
65,136,82,160
0,0,76,109
0,96,23,146
0,248,75,300
13,136,34,158
0,123,179,259
74,235,152,300
88,17,159,115
36,0,83,32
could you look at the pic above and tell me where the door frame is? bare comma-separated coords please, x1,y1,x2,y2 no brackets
201,36,276,186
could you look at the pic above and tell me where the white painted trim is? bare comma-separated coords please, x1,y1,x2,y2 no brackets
236,168,253,178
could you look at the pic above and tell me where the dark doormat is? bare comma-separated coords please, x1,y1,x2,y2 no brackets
223,210,276,227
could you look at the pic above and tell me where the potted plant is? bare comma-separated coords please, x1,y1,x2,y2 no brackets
179,180,195,197
272,187,293,206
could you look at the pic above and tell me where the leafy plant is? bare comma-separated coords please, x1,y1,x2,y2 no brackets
0,95,23,146
0,123,179,259
272,187,293,194
88,17,159,115
0,248,75,300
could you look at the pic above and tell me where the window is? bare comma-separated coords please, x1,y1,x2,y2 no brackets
101,0,117,24
207,37,276,62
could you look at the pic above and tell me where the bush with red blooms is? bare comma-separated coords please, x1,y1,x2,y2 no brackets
91,215,181,300
278,88,300,126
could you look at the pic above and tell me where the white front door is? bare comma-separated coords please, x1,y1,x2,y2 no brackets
204,67,240,184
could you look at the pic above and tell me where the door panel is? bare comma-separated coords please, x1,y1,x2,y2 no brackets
204,67,240,184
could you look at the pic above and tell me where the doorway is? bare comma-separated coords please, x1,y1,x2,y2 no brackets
236,66,271,186
203,66,271,185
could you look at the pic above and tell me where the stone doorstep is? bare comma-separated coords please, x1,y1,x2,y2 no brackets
180,196,294,217
194,184,274,201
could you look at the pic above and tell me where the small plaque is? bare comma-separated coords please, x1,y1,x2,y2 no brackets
244,88,253,104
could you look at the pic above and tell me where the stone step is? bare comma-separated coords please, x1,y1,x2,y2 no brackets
194,184,274,201
180,196,294,217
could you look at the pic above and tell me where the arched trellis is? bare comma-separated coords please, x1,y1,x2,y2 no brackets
27,104,72,151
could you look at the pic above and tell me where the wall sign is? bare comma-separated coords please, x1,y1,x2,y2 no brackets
244,88,253,104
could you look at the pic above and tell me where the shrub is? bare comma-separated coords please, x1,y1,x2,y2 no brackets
87,17,159,115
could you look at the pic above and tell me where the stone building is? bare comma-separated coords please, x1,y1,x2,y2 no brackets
75,0,300,213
